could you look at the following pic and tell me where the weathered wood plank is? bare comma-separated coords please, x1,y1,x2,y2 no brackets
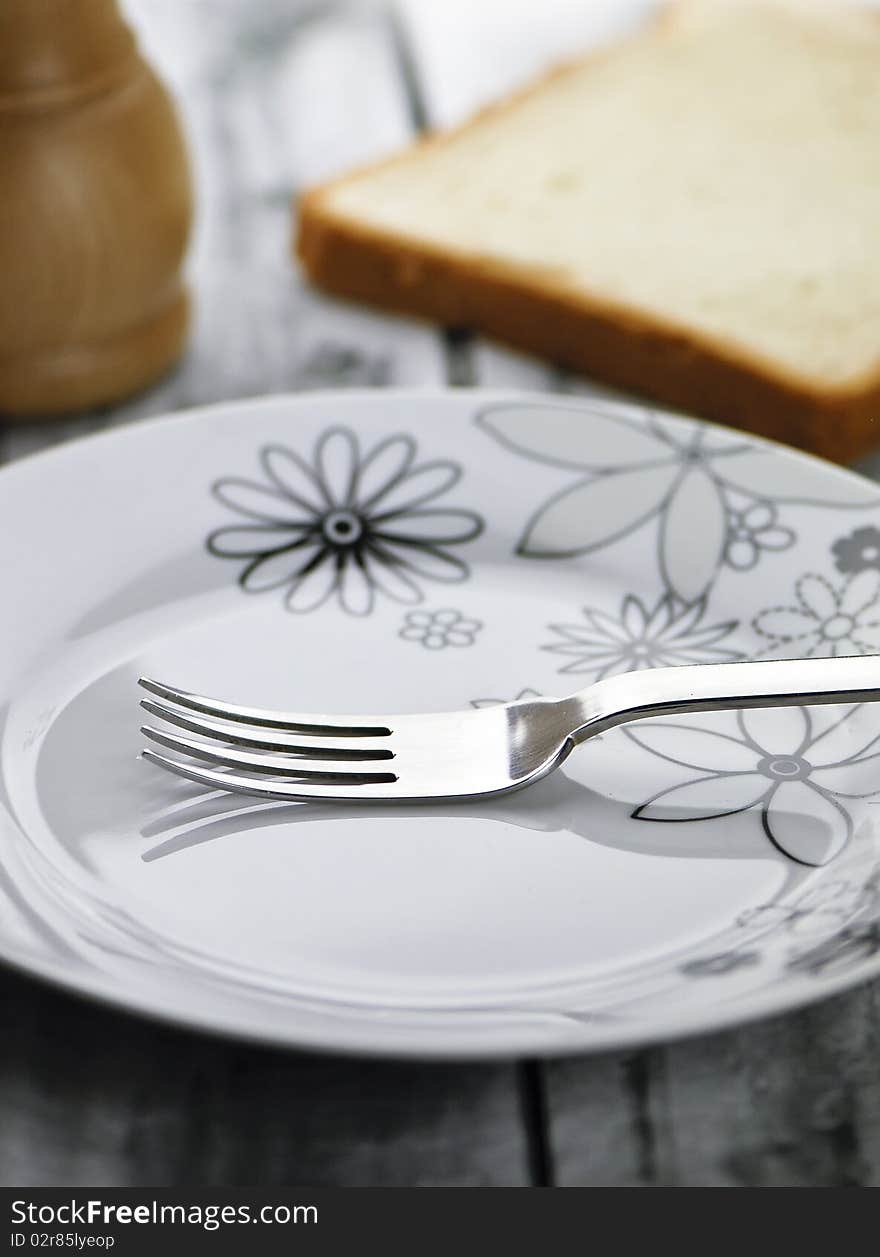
546,984,880,1187
0,0,528,1188
0,968,528,1187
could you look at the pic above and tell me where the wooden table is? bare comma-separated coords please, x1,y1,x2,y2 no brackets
2,0,879,1188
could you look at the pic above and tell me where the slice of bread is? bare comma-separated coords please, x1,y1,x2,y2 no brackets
296,0,880,463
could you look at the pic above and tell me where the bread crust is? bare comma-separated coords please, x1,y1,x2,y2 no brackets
294,3,880,464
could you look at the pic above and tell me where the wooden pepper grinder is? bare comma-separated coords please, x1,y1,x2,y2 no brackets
0,0,192,415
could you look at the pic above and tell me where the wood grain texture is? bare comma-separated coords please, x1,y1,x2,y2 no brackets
545,985,880,1187
0,968,528,1187
0,0,192,414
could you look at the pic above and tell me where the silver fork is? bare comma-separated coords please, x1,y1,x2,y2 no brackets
139,655,880,805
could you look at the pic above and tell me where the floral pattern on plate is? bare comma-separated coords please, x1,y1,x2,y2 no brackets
724,501,794,571
832,525,880,575
681,867,880,980
543,593,741,678
476,401,879,602
207,426,484,615
738,874,880,937
399,607,483,650
626,705,880,865
787,921,880,975
13,389,880,1058
752,570,880,657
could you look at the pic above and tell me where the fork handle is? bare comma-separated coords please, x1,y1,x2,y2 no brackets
565,654,880,744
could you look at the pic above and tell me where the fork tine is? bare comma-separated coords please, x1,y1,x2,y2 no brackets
141,749,392,801
141,725,398,782
138,677,392,737
139,699,395,759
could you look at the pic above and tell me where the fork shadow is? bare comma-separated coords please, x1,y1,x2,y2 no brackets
139,766,773,864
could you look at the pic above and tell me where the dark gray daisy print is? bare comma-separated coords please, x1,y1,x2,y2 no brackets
208,427,484,616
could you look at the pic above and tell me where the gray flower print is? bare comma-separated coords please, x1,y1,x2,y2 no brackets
400,608,483,650
628,704,880,864
208,427,483,616
753,570,880,657
477,401,878,602
724,501,794,571
544,593,740,679
738,875,879,937
787,922,880,975
832,525,880,575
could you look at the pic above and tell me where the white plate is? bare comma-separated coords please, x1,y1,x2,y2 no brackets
3,390,880,1058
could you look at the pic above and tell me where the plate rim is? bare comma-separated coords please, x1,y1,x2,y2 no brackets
3,936,878,1060
0,385,875,499
3,386,880,1058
